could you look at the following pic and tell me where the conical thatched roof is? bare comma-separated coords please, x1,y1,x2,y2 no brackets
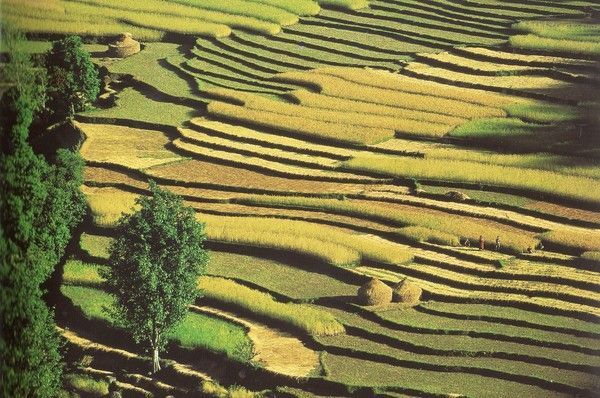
357,278,392,306
392,278,422,304
107,32,140,58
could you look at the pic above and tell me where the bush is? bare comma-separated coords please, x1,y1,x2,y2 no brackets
45,35,100,120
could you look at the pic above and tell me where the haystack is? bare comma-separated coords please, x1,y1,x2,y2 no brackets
392,278,422,304
357,278,392,306
445,191,470,201
107,33,140,58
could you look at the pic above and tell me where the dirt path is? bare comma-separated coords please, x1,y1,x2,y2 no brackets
192,305,320,377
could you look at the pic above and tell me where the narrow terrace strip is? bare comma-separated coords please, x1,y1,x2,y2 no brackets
191,305,319,377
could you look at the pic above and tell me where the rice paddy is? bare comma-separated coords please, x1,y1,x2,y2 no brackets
21,0,600,396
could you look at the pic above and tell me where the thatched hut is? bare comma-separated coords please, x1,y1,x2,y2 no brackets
392,278,422,304
357,278,392,306
107,33,140,58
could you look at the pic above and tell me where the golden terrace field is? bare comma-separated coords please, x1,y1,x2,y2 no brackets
12,0,600,397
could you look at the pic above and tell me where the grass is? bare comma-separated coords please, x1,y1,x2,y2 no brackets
209,88,450,139
317,68,513,107
343,155,600,207
275,71,506,119
395,226,460,246
448,117,573,149
207,251,358,300
317,329,598,394
82,186,139,227
63,261,106,287
4,0,324,38
169,0,298,26
189,118,358,159
288,89,466,126
403,61,598,102
420,301,600,337
208,226,361,266
146,159,364,196
84,87,197,127
170,311,253,361
61,285,253,360
207,100,395,146
321,353,565,397
77,122,182,170
201,380,261,398
509,34,600,57
177,128,339,169
105,42,198,101
540,230,600,254
198,276,345,336
201,214,414,266
456,46,597,66
235,195,537,254
80,233,112,259
4,0,231,39
63,373,109,397
504,102,581,123
248,0,320,16
318,0,368,10
377,306,599,355
513,20,600,43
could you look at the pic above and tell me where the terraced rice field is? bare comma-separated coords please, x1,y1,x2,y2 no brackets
12,0,600,396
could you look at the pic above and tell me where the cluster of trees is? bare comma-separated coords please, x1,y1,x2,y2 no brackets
2,31,209,396
1,32,98,397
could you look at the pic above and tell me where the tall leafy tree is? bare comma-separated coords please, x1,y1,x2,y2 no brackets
1,31,87,397
45,35,100,120
103,181,209,373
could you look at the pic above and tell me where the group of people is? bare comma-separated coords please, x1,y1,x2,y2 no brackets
462,236,545,253
462,235,501,251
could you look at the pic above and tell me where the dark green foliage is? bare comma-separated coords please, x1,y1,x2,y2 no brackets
103,181,209,372
1,31,86,398
45,35,100,120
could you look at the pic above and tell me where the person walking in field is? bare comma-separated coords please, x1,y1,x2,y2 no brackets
495,236,501,252
479,235,485,251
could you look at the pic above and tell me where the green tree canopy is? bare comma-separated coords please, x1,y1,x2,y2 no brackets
103,181,209,373
1,31,87,397
45,35,100,120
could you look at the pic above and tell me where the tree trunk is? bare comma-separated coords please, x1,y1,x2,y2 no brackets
152,346,161,373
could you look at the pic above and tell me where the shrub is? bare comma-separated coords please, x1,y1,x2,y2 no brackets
45,35,100,120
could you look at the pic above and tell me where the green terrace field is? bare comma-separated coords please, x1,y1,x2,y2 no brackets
7,0,600,396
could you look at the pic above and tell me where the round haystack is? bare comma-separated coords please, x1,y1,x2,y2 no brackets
445,191,470,202
357,278,392,306
107,32,140,58
392,278,422,305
